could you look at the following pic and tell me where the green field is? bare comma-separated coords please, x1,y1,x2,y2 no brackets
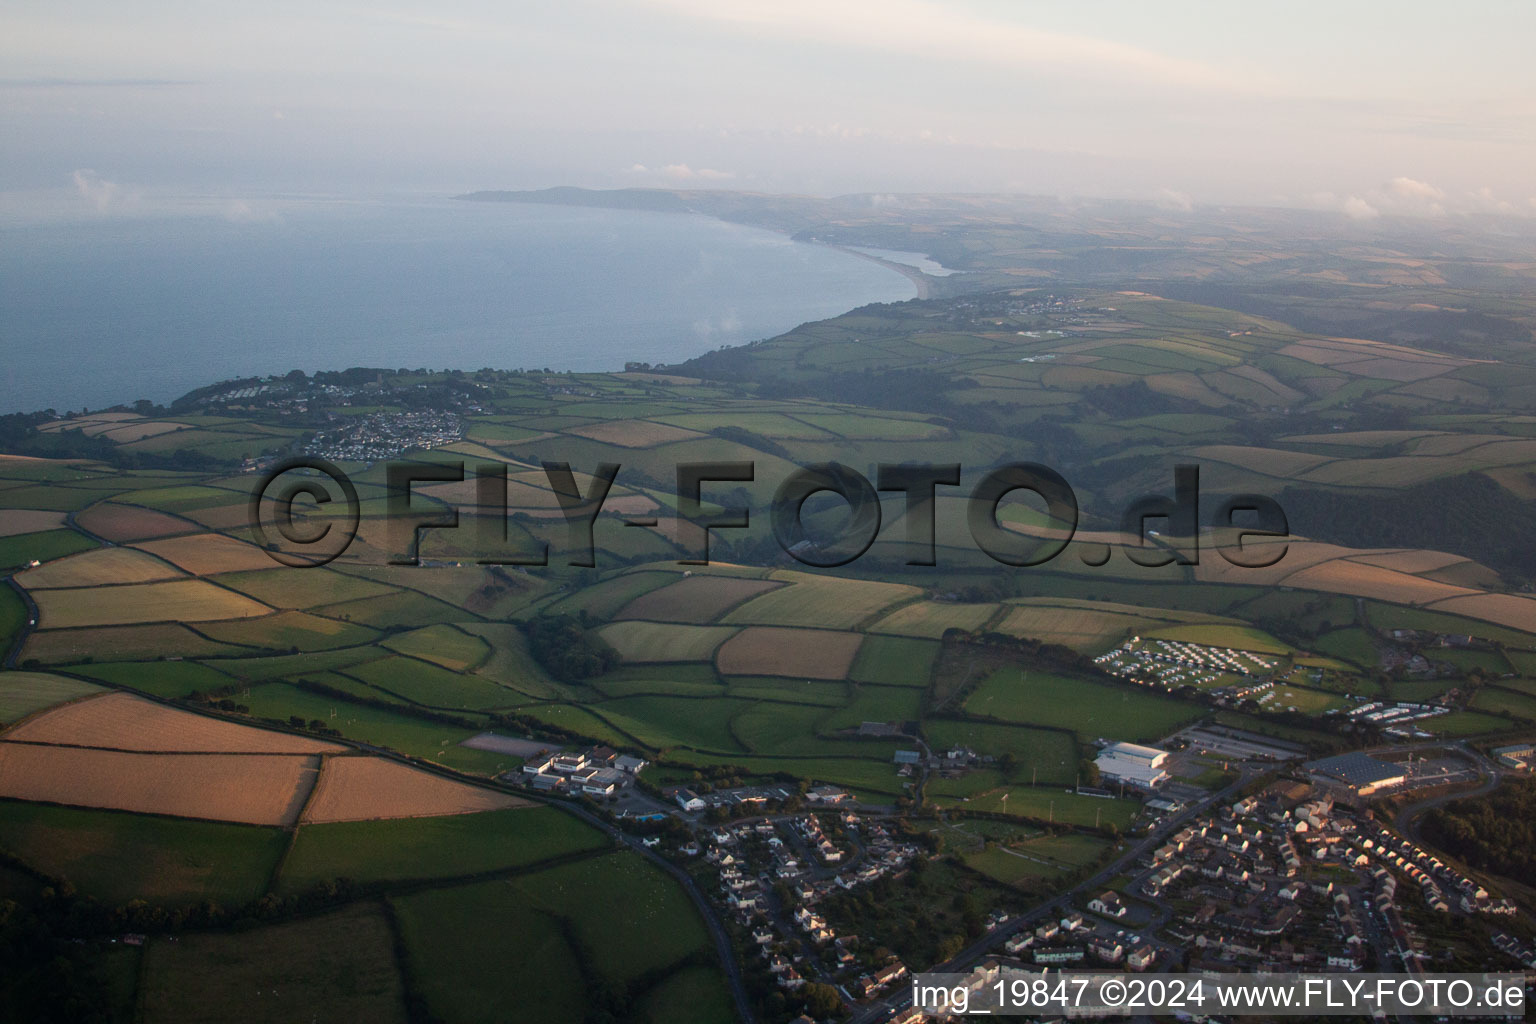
923,720,1079,785
0,800,286,907
198,610,381,652
21,622,248,663
344,655,522,711
1314,627,1377,668
850,634,940,687
721,571,918,630
215,567,395,609
1142,622,1291,655
0,528,97,570
392,882,587,1024
639,965,735,1024
138,901,407,1024
380,623,490,671
543,570,679,620
592,694,750,752
0,670,105,722
963,833,1110,886
598,620,736,663
237,682,504,772
278,806,608,891
392,851,719,1024
927,779,1139,830
963,669,1202,742
72,659,235,698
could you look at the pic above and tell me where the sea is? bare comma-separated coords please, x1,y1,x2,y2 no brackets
0,195,917,415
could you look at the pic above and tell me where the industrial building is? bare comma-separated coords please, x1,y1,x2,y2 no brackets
1095,741,1170,790
1304,752,1406,798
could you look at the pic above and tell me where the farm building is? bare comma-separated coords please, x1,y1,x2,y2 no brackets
1095,741,1169,790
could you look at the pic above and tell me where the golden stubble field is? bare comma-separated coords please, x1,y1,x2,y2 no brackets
301,756,528,823
0,744,316,825
4,692,346,754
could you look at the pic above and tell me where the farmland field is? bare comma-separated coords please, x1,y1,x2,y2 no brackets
0,798,286,906
4,691,345,753
17,546,183,588
138,902,408,1024
393,851,719,1024
963,670,1202,742
70,658,240,698
849,634,940,687
301,755,527,822
344,654,521,710
0,528,97,570
73,503,197,541
616,574,783,623
134,533,277,575
0,744,315,825
542,569,679,620
380,623,491,671
591,695,749,752
197,609,381,651
721,570,918,629
714,626,863,679
236,683,505,773
0,671,104,723
215,567,395,609
0,509,67,536
870,600,997,638
639,965,735,1024
19,623,247,663
32,578,271,628
391,882,587,1024
278,805,606,890
599,620,737,663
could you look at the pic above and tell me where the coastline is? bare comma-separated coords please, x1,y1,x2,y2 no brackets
819,242,933,300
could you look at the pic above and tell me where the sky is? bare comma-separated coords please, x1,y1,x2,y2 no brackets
4,0,1535,216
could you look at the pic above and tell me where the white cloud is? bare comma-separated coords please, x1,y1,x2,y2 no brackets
623,162,735,181
663,163,734,181
1155,188,1194,212
1387,176,1444,202
1341,196,1379,220
70,169,133,212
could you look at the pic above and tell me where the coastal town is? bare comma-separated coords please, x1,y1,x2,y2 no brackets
486,716,1535,1022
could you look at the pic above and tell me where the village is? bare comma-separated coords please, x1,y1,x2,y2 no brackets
495,723,1533,1023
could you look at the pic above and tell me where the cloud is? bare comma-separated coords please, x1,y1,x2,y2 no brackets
1154,189,1194,212
631,0,1239,91
1387,176,1444,202
1341,196,1380,220
662,163,733,181
222,199,278,223
626,162,734,181
71,169,131,212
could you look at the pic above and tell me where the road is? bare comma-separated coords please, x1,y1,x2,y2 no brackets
1388,741,1503,845
2,577,39,670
